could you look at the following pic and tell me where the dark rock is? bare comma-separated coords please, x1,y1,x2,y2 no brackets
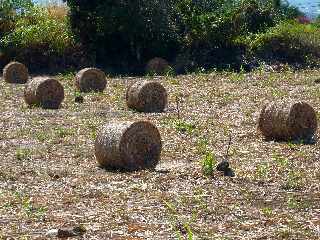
216,160,229,172
224,168,235,177
75,95,84,103
314,78,320,84
46,225,86,238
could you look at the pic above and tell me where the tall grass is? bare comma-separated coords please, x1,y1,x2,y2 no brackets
46,4,68,20
37,0,68,20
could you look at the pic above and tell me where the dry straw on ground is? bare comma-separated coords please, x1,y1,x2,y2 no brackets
126,80,168,113
146,57,170,75
258,100,317,141
95,121,162,171
24,77,64,109
75,68,106,92
3,61,28,84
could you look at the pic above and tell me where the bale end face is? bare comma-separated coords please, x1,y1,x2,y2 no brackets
3,61,28,84
146,57,170,75
24,77,64,109
126,80,168,113
258,101,317,141
288,102,317,141
95,121,162,171
75,68,106,93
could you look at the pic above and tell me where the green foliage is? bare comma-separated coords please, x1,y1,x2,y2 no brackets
67,0,180,73
245,21,320,66
260,207,273,217
1,6,74,53
66,0,302,73
256,162,270,179
174,0,302,72
0,2,88,72
0,0,33,37
175,120,196,134
1,0,308,73
202,152,217,177
283,169,304,190
15,148,32,161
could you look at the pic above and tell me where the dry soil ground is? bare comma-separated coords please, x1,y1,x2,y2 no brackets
0,69,319,239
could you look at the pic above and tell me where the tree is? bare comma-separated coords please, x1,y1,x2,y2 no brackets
66,0,180,72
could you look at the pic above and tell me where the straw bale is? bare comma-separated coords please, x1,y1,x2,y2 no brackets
3,61,28,84
75,68,106,92
126,80,167,113
24,77,64,109
95,121,162,171
146,57,169,75
258,101,317,141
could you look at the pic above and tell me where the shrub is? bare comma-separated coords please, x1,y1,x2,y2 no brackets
245,21,320,66
65,0,304,73
0,0,302,74
173,0,302,72
0,0,33,37
202,152,217,177
67,0,180,73
0,3,90,72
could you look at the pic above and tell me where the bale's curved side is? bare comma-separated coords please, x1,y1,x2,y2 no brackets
146,57,169,75
258,101,317,141
95,121,162,171
3,61,28,84
75,68,106,92
24,77,64,109
126,80,167,113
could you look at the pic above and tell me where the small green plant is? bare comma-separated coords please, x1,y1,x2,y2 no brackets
260,207,273,217
287,196,299,209
164,66,176,77
20,195,47,218
86,120,98,140
35,131,48,142
167,76,180,85
202,152,217,177
276,227,292,239
196,138,209,155
163,200,195,240
54,126,74,139
175,120,196,134
272,152,289,168
15,148,32,161
22,197,33,216
287,195,311,210
256,162,270,180
283,169,303,190
271,88,287,98
286,141,297,150
229,72,245,83
74,91,82,98
57,71,76,83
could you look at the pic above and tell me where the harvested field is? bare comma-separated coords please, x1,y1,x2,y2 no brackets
0,69,320,239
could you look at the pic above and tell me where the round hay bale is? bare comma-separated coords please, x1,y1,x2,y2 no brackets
126,80,167,113
3,61,28,84
146,57,170,75
258,101,317,141
95,121,162,171
24,77,64,109
75,68,106,92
